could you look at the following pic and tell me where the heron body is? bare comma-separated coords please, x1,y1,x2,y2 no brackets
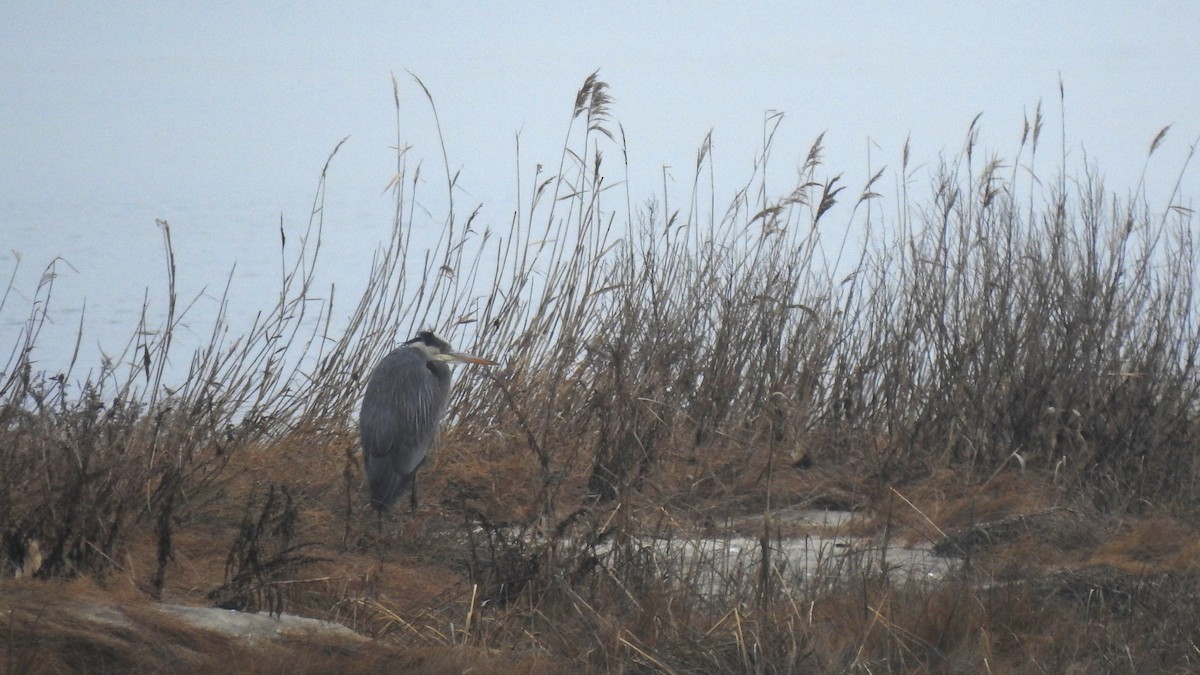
359,331,495,514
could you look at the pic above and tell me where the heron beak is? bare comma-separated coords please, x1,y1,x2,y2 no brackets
441,352,500,366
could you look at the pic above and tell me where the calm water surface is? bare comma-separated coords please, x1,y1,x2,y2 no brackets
2,191,405,389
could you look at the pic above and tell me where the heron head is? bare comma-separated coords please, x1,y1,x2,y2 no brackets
405,330,499,366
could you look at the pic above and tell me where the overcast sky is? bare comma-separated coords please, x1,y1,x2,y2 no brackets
2,2,1198,372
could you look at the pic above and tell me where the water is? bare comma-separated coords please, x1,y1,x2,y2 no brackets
1,189,412,389
5,4,1198,399
600,510,955,596
480,508,955,600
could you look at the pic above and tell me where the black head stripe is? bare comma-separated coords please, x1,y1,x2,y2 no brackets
406,330,452,352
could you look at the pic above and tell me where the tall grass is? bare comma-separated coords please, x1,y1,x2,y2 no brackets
3,72,1199,672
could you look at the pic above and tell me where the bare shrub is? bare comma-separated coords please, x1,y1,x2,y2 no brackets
3,73,1199,672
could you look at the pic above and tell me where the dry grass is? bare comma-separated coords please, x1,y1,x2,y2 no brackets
0,577,560,674
4,73,1200,672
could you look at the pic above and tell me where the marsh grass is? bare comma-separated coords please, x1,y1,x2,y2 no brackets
3,72,1200,672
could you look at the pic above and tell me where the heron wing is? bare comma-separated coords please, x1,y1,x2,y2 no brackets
359,347,451,508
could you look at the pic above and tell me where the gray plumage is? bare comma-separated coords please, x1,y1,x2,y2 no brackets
359,331,494,514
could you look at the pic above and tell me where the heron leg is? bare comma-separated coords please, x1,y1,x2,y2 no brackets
409,472,419,515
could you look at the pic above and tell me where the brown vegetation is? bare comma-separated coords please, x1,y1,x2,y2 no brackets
3,73,1200,672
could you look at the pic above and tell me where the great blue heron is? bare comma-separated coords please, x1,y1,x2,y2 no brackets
360,330,496,516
